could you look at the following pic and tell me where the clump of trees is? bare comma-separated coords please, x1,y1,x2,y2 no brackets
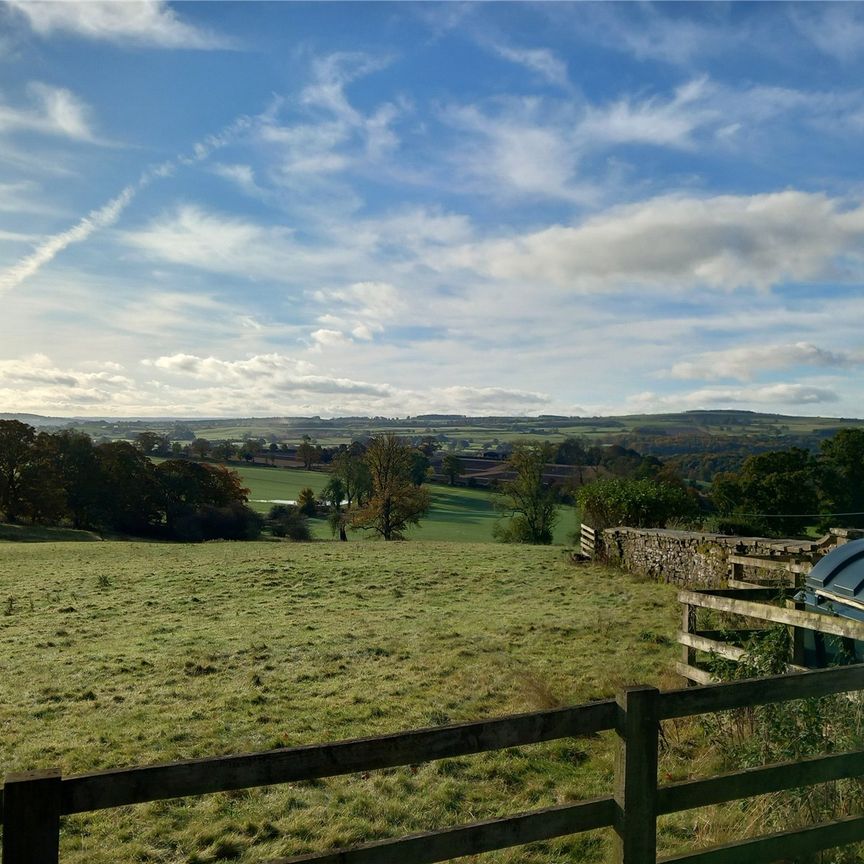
0,420,259,541
493,442,560,544
712,429,864,536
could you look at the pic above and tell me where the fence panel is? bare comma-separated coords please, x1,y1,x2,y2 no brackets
5,664,864,864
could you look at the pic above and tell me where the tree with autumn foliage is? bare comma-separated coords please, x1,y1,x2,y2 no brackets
350,433,430,540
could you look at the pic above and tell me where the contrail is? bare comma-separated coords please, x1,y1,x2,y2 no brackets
0,185,136,292
0,106,269,293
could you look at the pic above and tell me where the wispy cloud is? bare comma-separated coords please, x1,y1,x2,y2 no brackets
579,78,715,149
260,51,403,187
487,41,570,88
0,82,98,142
0,185,136,293
670,342,861,381
791,4,864,63
557,4,744,67
7,0,234,50
440,99,592,203
0,107,266,293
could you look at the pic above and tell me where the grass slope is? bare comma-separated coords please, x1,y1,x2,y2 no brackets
0,541,678,863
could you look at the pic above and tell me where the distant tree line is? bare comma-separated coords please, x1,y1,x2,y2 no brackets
575,428,864,538
0,420,260,541
711,428,864,536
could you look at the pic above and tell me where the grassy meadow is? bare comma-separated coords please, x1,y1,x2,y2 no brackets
0,540,681,863
229,462,579,544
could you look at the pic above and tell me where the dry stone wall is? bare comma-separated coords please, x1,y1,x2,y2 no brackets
595,527,857,589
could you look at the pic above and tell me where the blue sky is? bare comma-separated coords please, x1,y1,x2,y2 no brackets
1,1,864,418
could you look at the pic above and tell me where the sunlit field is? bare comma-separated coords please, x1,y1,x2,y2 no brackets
0,540,679,863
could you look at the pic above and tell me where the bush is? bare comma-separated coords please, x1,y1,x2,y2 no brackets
297,487,317,517
267,504,311,541
701,629,864,860
172,502,263,542
577,477,696,530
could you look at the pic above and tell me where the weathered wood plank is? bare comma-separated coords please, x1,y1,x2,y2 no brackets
726,578,766,590
657,814,864,864
272,797,615,864
660,664,864,719
657,749,864,815
678,587,797,601
674,662,716,686
678,632,747,662
727,555,812,574
677,589,864,641
61,700,617,814
613,686,659,864
2,769,61,864
693,629,765,641
681,604,696,669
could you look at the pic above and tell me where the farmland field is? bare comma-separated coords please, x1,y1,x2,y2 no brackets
0,540,680,863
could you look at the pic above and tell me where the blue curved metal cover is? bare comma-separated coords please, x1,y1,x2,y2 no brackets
806,539,864,601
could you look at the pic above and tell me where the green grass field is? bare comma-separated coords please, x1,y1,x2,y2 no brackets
227,463,578,544
0,541,681,863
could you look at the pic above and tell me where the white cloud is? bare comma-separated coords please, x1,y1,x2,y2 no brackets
122,204,373,287
312,281,404,340
579,78,714,149
670,342,860,381
441,100,591,203
439,191,864,292
0,354,132,390
628,384,842,413
559,4,743,67
210,163,261,197
430,386,550,411
260,52,403,184
8,0,232,49
791,4,864,63
0,82,97,141
488,42,569,88
146,352,391,397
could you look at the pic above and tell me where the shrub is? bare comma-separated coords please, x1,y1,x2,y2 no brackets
297,487,317,518
173,502,263,542
577,477,696,530
267,504,310,541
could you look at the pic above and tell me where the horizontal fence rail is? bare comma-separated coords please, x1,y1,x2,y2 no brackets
60,699,616,815
274,798,616,864
5,665,864,864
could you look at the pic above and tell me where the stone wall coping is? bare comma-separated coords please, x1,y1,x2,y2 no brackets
599,525,822,554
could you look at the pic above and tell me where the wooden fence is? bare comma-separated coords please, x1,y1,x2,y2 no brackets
5,665,864,864
678,584,864,684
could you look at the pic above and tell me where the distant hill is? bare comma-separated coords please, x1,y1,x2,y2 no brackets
0,413,72,427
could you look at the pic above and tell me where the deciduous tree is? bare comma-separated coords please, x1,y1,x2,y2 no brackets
493,441,559,544
351,433,430,540
442,454,465,486
0,420,35,522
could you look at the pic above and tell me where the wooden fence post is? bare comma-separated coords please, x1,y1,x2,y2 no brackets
2,769,62,864
614,685,660,864
681,603,696,673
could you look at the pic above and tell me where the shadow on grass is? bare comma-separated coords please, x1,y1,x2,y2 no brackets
0,522,102,542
